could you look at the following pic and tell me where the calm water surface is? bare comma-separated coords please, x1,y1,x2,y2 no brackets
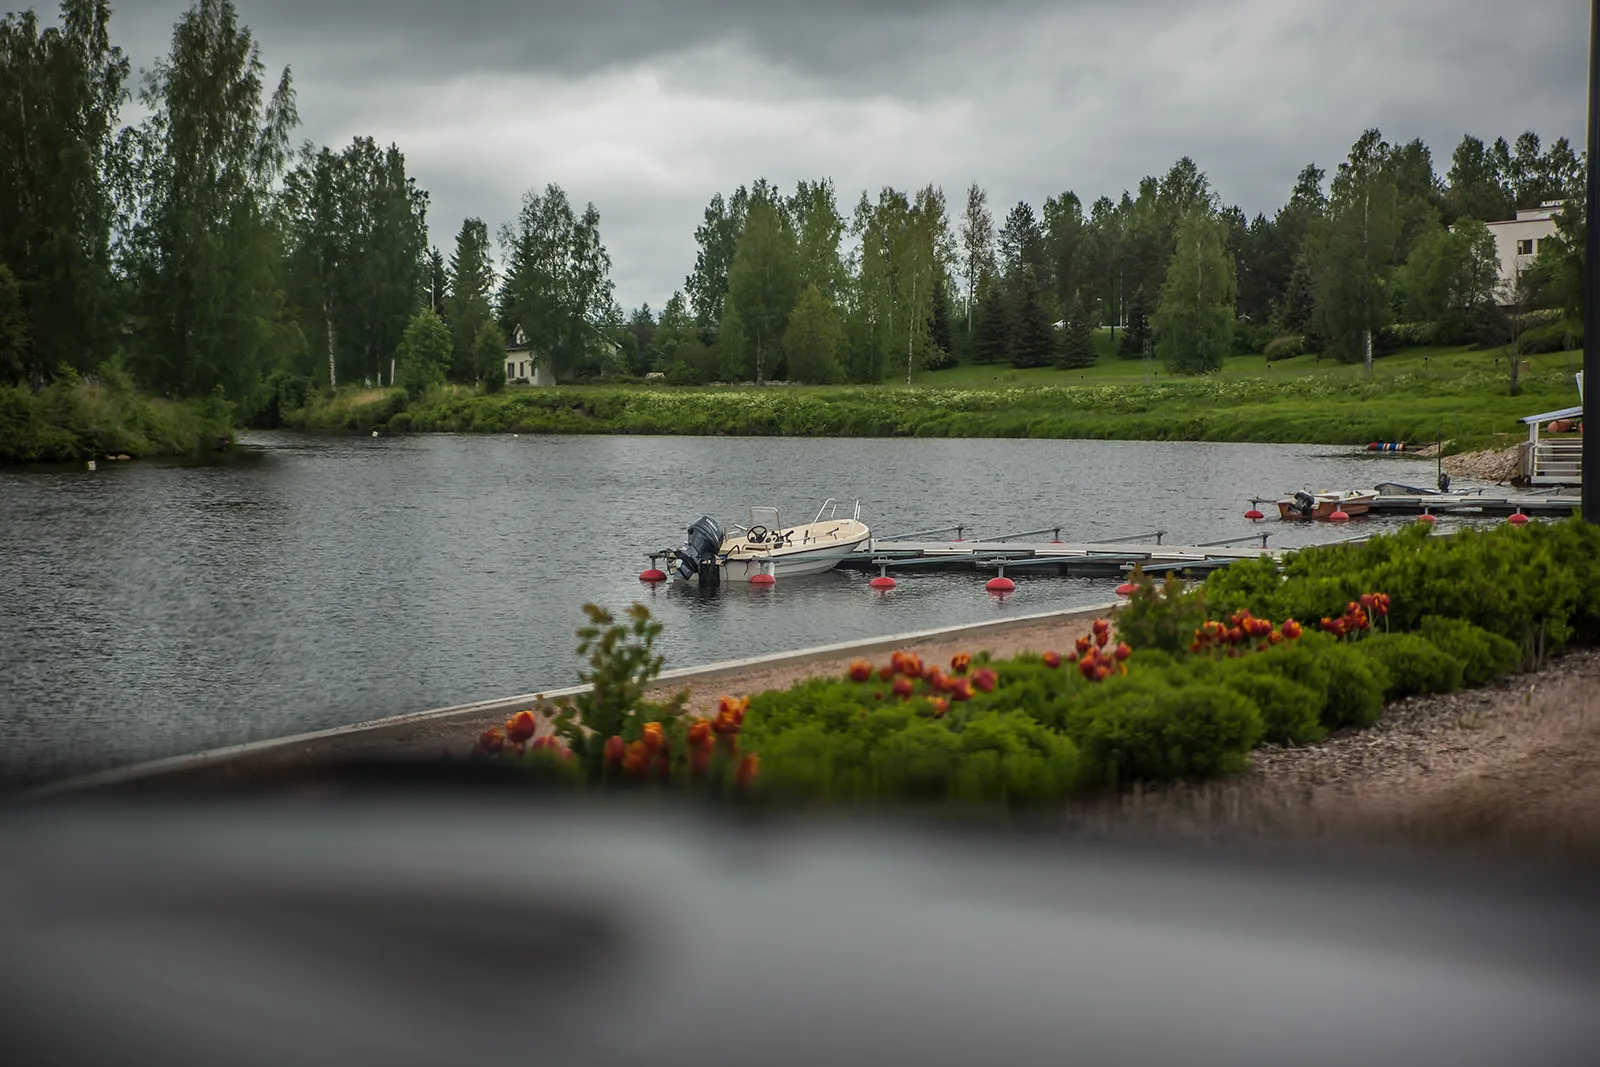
1,432,1466,786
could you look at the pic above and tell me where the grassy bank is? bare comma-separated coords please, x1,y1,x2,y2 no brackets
288,344,1585,447
0,370,233,464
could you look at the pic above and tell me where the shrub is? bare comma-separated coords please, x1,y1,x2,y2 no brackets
1212,667,1325,745
1419,616,1520,687
1244,634,1387,731
1263,335,1306,362
1351,632,1464,700
1066,676,1263,786
1116,567,1209,654
482,364,506,394
1517,317,1581,355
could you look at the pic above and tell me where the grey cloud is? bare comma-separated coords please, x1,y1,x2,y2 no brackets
101,0,1589,310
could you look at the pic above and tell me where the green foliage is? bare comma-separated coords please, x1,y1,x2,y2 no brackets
1116,567,1209,653
0,263,27,385
445,218,496,381
1351,632,1464,700
498,183,615,381
973,281,1008,365
1395,219,1499,339
1517,317,1582,355
395,307,451,394
0,372,232,462
1419,616,1520,687
1066,676,1263,787
1241,635,1388,731
1209,666,1326,745
783,283,844,384
1312,129,1402,367
1053,291,1097,370
1263,335,1306,362
1155,209,1235,374
725,195,799,382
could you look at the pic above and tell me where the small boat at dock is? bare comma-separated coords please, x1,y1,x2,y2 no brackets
1275,490,1378,521
666,499,870,583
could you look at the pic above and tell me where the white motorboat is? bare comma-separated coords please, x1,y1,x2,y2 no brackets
668,499,870,582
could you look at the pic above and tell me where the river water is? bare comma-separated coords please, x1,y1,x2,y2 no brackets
2,432,1461,787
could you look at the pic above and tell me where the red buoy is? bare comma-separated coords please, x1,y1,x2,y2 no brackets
1417,512,1438,525
1115,582,1136,597
869,575,897,590
1329,509,1350,523
1508,511,1530,526
750,571,777,586
985,576,1016,595
639,568,667,583
1244,508,1264,522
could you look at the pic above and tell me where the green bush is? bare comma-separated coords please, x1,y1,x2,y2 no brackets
1116,568,1209,654
1518,318,1581,355
1263,335,1306,362
1240,635,1387,731
1419,615,1520,687
1352,632,1464,700
1211,667,1325,745
1066,676,1263,786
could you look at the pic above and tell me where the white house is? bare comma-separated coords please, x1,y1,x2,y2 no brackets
504,325,556,386
1483,201,1565,304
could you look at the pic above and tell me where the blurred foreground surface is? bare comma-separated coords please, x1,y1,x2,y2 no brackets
2,780,1598,1066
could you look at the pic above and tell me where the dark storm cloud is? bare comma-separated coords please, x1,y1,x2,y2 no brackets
102,0,1589,308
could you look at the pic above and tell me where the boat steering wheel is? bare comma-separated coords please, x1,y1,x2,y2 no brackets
746,525,769,544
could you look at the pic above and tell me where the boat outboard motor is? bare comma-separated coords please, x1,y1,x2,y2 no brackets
1293,491,1317,518
672,516,726,582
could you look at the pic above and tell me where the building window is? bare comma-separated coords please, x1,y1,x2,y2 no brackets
1516,239,1534,255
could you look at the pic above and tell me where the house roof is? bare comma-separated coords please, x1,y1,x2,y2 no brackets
1519,405,1583,425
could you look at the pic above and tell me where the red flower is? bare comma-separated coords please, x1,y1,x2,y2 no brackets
950,680,972,702
505,711,537,744
1066,650,1079,663
1113,642,1131,661
1095,629,1110,649
1281,619,1302,640
931,697,949,718
950,652,972,675
604,734,625,767
1093,664,1112,681
688,719,712,749
1075,635,1093,656
1091,618,1110,637
736,753,761,788
929,668,951,692
892,676,914,699
1078,657,1098,679
971,668,997,693
878,665,894,682
1042,650,1062,669
690,747,710,777
848,659,873,683
1359,593,1375,611
621,740,649,778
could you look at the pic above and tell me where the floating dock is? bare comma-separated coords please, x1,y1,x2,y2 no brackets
1363,492,1580,516
833,527,1287,579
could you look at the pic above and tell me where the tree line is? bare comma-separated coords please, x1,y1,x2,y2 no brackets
1,0,1588,409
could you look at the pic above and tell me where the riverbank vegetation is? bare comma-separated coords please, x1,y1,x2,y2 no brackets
0,364,232,463
474,520,1600,809
288,342,1580,448
1,1,1588,462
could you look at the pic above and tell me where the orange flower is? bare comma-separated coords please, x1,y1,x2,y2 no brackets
690,746,710,777
931,697,949,718
848,659,873,683
971,667,997,694
1112,642,1131,661
505,710,537,743
1095,629,1110,648
736,753,761,788
878,665,894,682
892,676,914,699
621,739,649,778
604,735,626,767
1075,635,1092,655
950,652,972,675
950,680,972,702
1091,618,1110,637
641,721,665,753
688,719,712,749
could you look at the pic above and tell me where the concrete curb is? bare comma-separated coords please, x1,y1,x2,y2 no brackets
21,601,1120,799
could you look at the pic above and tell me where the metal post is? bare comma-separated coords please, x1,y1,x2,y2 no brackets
1587,0,1600,522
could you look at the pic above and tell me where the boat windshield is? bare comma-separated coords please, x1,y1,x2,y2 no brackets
749,505,781,531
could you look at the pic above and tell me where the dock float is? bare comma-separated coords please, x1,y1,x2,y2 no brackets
836,530,1283,579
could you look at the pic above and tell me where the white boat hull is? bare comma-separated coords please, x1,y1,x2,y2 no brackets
718,532,872,579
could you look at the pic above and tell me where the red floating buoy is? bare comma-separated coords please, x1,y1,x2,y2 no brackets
639,568,667,583
1244,508,1265,522
750,571,777,586
1507,511,1530,526
1329,509,1350,523
1417,512,1438,525
985,576,1016,595
869,575,897,590
1115,582,1136,597
1050,539,1064,544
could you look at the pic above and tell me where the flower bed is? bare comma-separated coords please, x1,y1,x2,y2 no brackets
471,520,1600,809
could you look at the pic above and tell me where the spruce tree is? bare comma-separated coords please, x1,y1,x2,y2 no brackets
1055,292,1098,369
1118,287,1151,358
1008,274,1055,368
973,282,1008,364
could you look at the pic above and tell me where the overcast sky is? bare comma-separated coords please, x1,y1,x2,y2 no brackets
101,0,1588,310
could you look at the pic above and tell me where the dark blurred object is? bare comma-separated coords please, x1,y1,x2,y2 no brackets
2,779,1598,1066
